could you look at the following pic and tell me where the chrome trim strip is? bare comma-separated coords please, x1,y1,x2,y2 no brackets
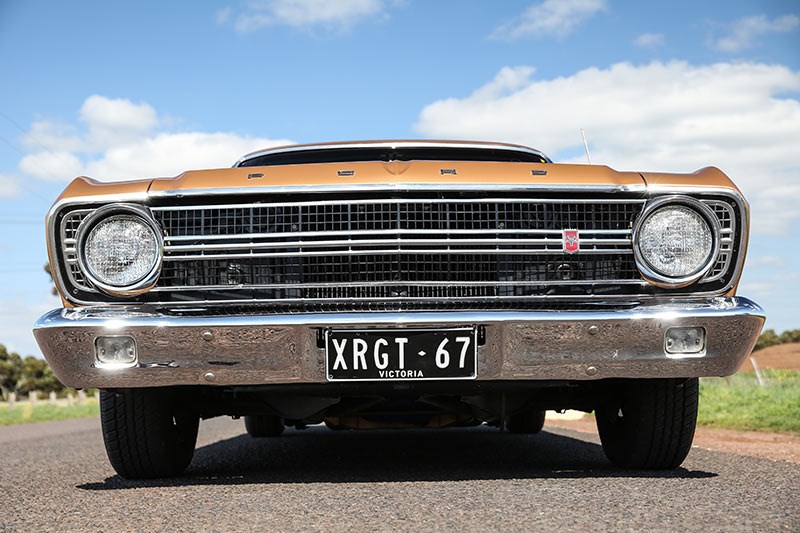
151,197,647,211
108,294,650,305
164,228,633,242
148,183,649,198
35,297,765,328
164,237,632,253
234,141,553,167
151,279,649,292
163,248,634,261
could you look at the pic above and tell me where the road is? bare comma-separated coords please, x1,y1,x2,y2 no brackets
1,416,798,532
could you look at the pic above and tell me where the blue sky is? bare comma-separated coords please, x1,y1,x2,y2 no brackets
0,0,798,356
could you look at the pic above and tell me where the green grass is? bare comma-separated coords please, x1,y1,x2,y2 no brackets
0,398,100,426
698,370,800,434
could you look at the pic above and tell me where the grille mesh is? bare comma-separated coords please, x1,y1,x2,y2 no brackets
156,200,641,237
151,198,645,303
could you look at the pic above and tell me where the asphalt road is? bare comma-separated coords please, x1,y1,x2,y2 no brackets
1,417,798,532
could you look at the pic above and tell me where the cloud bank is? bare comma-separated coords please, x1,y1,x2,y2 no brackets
415,61,800,234
17,95,292,182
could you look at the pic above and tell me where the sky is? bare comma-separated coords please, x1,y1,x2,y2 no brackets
0,0,798,357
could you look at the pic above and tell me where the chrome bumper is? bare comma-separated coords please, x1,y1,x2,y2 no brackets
33,297,765,389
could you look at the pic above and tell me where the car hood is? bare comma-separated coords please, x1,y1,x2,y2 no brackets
146,160,646,195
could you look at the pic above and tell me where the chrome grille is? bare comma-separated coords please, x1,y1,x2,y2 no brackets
61,209,92,291
150,198,647,303
57,194,741,306
701,199,735,283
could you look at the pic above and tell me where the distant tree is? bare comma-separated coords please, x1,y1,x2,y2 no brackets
753,329,781,352
17,356,63,395
779,329,800,344
0,344,22,399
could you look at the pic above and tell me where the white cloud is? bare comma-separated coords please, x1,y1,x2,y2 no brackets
17,95,292,182
415,61,800,235
80,95,158,149
710,14,799,53
634,33,664,47
83,132,292,181
23,120,83,153
19,151,83,181
0,174,21,198
492,0,606,40
226,0,388,33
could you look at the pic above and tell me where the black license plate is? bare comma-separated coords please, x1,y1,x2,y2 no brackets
325,327,477,382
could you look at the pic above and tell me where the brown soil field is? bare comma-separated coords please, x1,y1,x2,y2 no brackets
740,342,800,371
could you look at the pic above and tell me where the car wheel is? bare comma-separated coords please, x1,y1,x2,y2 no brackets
100,389,199,479
244,415,284,437
595,378,698,469
506,409,546,434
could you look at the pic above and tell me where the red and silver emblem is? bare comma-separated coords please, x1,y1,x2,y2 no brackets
562,229,580,254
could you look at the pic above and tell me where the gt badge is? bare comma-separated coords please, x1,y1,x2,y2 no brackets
562,229,580,254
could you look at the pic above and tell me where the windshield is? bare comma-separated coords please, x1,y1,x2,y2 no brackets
237,146,550,167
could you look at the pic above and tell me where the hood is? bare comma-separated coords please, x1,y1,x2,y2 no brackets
147,160,646,194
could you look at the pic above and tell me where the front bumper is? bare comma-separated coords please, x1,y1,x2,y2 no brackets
33,297,765,389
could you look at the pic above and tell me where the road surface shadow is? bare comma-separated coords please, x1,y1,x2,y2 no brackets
77,425,716,490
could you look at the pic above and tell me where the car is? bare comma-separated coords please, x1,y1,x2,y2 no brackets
34,140,765,478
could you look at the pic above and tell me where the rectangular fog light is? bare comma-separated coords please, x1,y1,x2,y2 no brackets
665,327,706,357
94,336,137,368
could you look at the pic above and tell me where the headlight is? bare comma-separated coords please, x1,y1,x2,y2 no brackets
633,197,720,288
77,205,162,295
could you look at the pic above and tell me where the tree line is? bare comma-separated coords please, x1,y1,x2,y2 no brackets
0,343,63,400
754,328,800,352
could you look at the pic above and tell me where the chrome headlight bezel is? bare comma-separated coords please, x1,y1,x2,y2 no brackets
632,196,721,288
76,204,163,296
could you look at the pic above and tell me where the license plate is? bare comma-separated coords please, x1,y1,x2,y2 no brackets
325,327,478,382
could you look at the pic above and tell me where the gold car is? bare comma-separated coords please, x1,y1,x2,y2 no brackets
34,140,765,478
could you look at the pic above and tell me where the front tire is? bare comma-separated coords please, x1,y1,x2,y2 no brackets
100,389,199,479
595,378,698,469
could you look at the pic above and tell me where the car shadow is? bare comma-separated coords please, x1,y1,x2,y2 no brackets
77,425,716,490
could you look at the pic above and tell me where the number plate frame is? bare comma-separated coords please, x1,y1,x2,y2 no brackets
324,327,478,382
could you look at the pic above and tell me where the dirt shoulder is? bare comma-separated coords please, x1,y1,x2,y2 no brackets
741,342,800,371
546,416,800,464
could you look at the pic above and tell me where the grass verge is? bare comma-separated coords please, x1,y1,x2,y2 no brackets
0,398,99,426
698,370,800,434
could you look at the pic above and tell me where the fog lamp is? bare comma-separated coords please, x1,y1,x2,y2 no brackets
95,336,137,368
665,327,705,357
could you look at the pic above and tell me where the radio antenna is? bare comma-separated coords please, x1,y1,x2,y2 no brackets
580,129,592,164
